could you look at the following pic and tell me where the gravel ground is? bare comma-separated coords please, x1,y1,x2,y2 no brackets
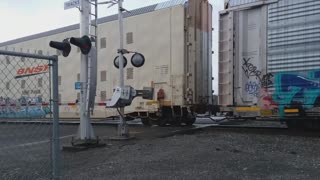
61,127,320,180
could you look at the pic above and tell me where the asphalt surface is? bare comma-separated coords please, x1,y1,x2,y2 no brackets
2,119,319,180
0,121,207,180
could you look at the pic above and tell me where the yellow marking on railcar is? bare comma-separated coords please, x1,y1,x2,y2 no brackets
235,107,261,111
261,110,273,116
284,109,299,113
146,101,172,106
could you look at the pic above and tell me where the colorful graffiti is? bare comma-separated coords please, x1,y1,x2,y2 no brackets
272,70,320,116
0,97,50,118
241,57,320,116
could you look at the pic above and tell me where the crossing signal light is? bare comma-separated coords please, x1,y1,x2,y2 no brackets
131,53,145,68
114,56,128,69
70,35,92,55
49,39,71,57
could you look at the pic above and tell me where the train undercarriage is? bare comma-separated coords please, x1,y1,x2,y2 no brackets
218,106,320,131
127,106,197,127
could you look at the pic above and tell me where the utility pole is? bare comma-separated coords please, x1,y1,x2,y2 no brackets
79,0,95,140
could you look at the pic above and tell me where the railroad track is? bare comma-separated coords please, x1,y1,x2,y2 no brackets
207,124,288,130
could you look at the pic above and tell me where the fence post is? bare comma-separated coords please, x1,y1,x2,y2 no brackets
51,55,60,180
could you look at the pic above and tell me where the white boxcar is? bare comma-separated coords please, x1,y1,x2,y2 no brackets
219,0,320,128
0,0,213,125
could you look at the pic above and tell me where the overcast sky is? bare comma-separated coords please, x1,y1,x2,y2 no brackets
0,0,224,93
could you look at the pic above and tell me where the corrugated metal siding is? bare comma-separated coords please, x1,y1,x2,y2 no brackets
268,0,320,73
228,0,261,7
155,0,187,10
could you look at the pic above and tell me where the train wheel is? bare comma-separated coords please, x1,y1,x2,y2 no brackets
141,118,152,126
184,117,196,126
158,117,168,127
169,117,182,126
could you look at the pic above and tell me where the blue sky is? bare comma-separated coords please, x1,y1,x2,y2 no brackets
0,0,224,43
0,0,224,93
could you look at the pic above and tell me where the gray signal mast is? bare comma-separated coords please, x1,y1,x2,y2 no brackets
65,0,145,140
71,0,131,139
98,0,130,138
64,0,98,143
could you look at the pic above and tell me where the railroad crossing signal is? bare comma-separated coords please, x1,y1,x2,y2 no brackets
113,52,145,69
70,35,92,55
49,39,71,57
49,35,92,56
114,55,128,69
131,53,145,67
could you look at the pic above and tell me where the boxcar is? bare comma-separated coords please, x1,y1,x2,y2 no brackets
219,0,320,129
0,0,213,126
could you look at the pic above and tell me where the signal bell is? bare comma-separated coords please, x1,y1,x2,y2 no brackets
70,35,92,55
49,39,71,57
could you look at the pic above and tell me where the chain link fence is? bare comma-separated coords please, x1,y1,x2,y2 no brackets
0,50,60,179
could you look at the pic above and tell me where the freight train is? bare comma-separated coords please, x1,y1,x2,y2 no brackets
0,0,213,126
219,0,320,130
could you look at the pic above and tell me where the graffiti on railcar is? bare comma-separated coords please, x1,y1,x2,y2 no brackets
245,81,260,97
0,96,50,118
242,58,262,80
240,64,320,116
272,70,320,116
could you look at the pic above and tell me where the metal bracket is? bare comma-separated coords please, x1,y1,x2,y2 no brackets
117,49,130,54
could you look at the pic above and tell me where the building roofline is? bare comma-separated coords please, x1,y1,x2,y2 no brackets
0,0,187,47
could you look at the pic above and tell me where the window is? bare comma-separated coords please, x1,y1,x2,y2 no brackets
6,82,10,90
100,91,106,101
126,32,133,44
58,76,62,86
77,93,80,102
100,71,107,82
77,73,80,81
59,94,61,103
127,68,133,80
38,78,43,87
21,80,26,89
100,37,106,49
38,50,43,55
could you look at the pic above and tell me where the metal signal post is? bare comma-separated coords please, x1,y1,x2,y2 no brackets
78,0,95,141
98,0,131,138
117,0,129,137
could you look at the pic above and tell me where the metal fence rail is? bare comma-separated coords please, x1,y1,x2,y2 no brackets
0,50,60,180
